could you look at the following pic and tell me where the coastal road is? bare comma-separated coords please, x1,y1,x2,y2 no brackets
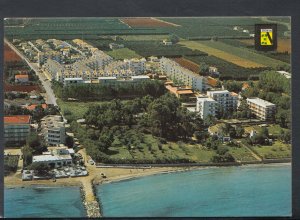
4,38,58,106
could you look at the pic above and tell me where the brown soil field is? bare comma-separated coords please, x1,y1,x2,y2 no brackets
4,82,42,93
239,38,291,53
172,57,200,73
4,43,23,62
120,17,179,27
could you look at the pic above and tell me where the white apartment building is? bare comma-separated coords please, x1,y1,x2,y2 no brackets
41,115,66,146
124,58,146,74
196,96,218,119
206,90,238,111
159,57,205,91
246,97,276,121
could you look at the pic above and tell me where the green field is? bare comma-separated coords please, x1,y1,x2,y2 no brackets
57,99,110,120
5,17,289,41
252,141,291,159
227,146,257,162
181,40,288,68
123,40,207,57
109,135,216,163
160,17,289,38
106,48,142,59
120,34,169,41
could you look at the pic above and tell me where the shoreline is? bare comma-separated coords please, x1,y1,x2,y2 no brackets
4,162,291,189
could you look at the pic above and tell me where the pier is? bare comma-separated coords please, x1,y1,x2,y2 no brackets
81,178,101,218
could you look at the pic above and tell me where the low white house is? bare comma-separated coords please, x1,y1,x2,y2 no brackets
32,154,72,168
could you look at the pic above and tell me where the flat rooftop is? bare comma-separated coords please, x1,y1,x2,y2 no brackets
247,97,276,107
33,154,72,163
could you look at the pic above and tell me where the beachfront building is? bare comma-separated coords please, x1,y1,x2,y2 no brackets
206,90,238,111
246,97,276,121
159,57,205,91
4,115,31,144
41,115,66,146
32,154,72,168
196,96,218,119
15,74,29,83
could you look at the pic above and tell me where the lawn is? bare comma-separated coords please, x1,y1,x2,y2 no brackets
106,48,141,59
252,140,291,159
57,99,109,120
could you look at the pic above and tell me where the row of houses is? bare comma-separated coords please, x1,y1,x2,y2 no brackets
64,75,150,86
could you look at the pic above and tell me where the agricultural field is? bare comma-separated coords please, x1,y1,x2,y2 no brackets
123,40,207,57
160,17,289,39
120,34,169,41
185,55,266,80
239,38,291,53
252,141,291,159
172,57,200,73
222,39,291,63
181,40,289,68
120,18,179,27
106,48,141,59
4,43,22,62
5,18,168,40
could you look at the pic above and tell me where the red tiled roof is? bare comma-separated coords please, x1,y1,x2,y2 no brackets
242,82,250,89
25,104,47,111
231,92,238,96
15,74,29,79
4,115,31,124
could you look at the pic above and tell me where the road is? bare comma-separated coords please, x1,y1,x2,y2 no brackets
4,38,58,106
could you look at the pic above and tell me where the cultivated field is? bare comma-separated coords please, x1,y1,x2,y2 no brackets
181,40,289,68
172,57,200,73
239,38,291,53
120,18,179,27
120,34,169,41
180,40,265,68
4,43,22,62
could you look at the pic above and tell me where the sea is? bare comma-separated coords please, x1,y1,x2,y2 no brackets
4,186,85,218
97,164,291,217
4,164,291,218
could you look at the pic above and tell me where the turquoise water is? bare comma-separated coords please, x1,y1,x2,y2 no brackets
4,186,86,218
97,164,291,217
